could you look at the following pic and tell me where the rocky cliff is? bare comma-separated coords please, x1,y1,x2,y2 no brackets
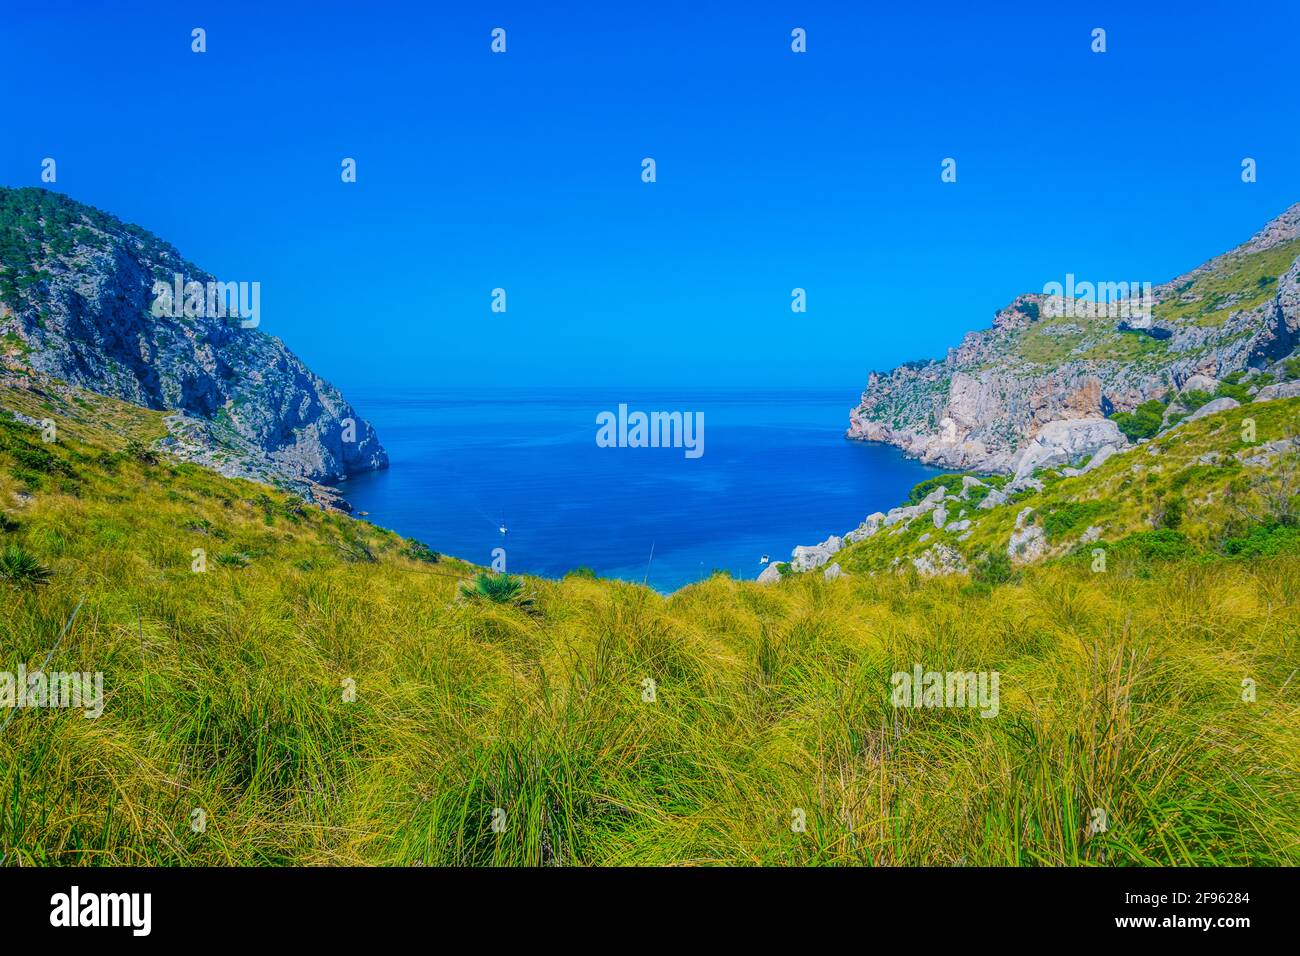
0,188,386,503
848,203,1300,473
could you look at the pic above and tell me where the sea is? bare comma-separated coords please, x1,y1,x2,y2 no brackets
337,387,948,592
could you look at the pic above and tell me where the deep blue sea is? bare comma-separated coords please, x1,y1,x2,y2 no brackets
337,387,947,592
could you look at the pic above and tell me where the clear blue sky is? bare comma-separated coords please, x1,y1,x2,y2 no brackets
3,0,1297,389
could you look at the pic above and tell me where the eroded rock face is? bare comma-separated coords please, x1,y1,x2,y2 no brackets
1008,507,1045,564
847,203,1300,472
1254,381,1300,402
1011,418,1126,481
0,188,387,489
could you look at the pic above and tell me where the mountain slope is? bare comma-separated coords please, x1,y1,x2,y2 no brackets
0,188,386,502
1,378,1297,865
848,203,1300,472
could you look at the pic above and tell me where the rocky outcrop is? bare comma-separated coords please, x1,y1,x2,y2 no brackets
1254,382,1300,402
1007,507,1045,564
791,535,843,572
912,544,967,577
1011,418,1127,481
0,188,386,502
1185,397,1240,423
848,203,1300,472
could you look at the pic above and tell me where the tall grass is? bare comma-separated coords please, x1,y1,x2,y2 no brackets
0,388,1297,865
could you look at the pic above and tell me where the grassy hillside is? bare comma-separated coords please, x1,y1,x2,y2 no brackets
1,378,1298,866
832,395,1300,577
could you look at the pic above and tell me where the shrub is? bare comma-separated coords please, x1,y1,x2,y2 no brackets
1111,529,1197,561
124,438,159,465
1042,501,1105,539
1110,399,1166,441
1157,496,1186,530
971,549,1014,586
1221,523,1300,558
0,545,51,586
405,540,441,563
1215,381,1252,403
461,572,528,606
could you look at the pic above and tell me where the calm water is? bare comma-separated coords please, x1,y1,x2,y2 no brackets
338,387,946,592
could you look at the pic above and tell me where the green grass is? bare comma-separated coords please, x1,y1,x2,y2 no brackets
0,380,1297,866
1154,237,1300,328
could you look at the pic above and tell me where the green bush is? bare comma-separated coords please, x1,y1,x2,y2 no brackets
1221,523,1300,558
1111,529,1197,561
971,549,1014,586
1158,496,1186,529
0,545,51,586
1110,399,1166,441
1042,501,1105,540
405,540,441,564
462,572,527,605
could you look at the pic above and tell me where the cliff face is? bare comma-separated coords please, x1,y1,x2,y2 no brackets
0,188,386,497
848,203,1300,472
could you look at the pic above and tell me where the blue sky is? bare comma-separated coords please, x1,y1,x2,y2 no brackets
3,0,1297,389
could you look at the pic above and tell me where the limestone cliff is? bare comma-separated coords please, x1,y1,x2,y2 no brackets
0,188,386,504
848,203,1300,472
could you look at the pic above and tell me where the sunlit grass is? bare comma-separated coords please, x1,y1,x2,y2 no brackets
0,381,1297,866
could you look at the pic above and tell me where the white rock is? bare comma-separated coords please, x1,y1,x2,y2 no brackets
1185,397,1239,422
911,544,968,578
790,535,843,572
1008,507,1045,564
1011,419,1127,482
823,562,844,581
1179,373,1220,394
1253,381,1300,403
757,563,782,584
845,512,886,543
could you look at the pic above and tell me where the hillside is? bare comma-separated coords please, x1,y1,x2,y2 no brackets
0,188,387,506
1,378,1296,865
848,203,1300,472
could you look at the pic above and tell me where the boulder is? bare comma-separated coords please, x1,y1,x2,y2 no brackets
790,535,843,572
1253,381,1300,403
757,563,782,585
1007,507,1046,564
1179,373,1220,394
845,512,886,543
1185,397,1240,422
823,563,844,581
912,545,967,577
1011,419,1126,482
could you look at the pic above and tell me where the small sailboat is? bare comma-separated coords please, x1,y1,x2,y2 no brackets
760,554,770,564
498,523,508,536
